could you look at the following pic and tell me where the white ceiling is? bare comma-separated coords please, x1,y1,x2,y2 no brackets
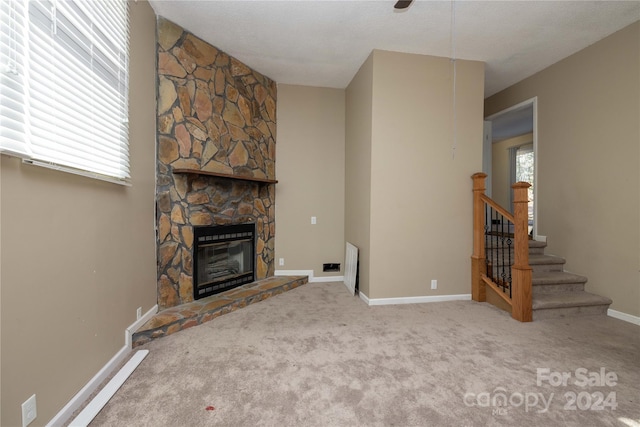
148,0,640,97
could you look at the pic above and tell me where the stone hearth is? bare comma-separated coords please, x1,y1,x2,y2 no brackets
133,275,308,347
155,17,277,309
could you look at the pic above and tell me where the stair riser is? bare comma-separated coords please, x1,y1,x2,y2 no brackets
533,304,609,321
533,283,585,295
485,250,546,258
484,250,511,257
487,262,566,273
531,263,565,273
486,244,549,256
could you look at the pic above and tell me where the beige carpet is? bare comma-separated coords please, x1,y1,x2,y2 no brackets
89,282,639,426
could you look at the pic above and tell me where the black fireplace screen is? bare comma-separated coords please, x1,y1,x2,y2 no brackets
193,223,255,299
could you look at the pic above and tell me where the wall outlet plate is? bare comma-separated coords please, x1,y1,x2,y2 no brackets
136,307,142,319
279,258,284,266
22,394,37,427
431,279,437,290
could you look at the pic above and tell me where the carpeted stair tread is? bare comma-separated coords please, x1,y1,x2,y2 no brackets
485,239,545,249
486,240,547,255
528,254,566,265
528,239,547,254
532,271,588,285
482,233,612,319
532,291,612,310
528,240,547,249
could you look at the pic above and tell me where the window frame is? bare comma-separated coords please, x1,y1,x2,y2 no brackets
0,0,131,185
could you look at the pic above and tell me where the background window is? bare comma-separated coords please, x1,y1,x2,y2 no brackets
0,0,130,184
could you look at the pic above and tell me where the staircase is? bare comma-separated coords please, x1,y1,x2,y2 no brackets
472,173,613,322
528,240,612,320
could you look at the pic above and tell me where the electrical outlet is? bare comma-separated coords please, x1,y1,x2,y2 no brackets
431,279,437,290
22,394,37,427
279,258,284,266
311,216,316,225
136,307,142,320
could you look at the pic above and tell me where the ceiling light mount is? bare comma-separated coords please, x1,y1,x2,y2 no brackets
394,0,413,10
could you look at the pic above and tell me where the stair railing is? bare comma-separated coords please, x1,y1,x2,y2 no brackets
471,172,532,322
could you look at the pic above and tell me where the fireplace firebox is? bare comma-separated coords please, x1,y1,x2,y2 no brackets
193,223,256,299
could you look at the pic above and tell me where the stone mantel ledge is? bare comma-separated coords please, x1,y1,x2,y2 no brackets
172,167,278,184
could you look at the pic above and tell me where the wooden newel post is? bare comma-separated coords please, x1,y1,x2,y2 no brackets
471,173,487,302
511,181,533,322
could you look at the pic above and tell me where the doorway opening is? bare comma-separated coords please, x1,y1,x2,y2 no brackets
484,97,538,239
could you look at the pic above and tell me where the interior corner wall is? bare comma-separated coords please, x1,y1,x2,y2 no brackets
491,132,533,209
368,50,485,299
345,54,374,297
485,22,640,317
0,2,158,425
275,84,345,277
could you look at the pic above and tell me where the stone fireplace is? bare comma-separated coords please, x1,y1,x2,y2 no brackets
155,17,277,310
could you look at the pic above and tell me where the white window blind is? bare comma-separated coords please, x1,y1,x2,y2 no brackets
0,0,130,184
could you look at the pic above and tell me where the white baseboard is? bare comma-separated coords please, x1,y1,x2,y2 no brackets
607,309,640,326
275,270,343,283
275,269,313,277
313,275,344,283
47,305,158,426
359,291,370,305
46,345,130,427
126,305,158,348
69,350,149,427
359,293,472,306
534,234,547,243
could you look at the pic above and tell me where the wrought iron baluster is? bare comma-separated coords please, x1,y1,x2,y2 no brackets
507,233,513,298
484,204,490,276
493,208,497,283
500,212,506,292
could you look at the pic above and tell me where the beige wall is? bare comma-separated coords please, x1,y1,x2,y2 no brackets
485,22,640,317
345,51,484,300
368,50,485,299
345,54,374,296
0,2,157,425
491,132,533,209
275,85,345,277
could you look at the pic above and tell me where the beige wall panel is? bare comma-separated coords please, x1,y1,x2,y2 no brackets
345,54,374,297
368,50,485,299
485,22,640,317
276,85,345,277
0,2,157,425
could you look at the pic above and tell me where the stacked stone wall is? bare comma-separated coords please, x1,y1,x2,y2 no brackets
156,17,277,309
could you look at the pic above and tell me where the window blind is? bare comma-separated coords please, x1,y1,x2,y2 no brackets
0,0,130,183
